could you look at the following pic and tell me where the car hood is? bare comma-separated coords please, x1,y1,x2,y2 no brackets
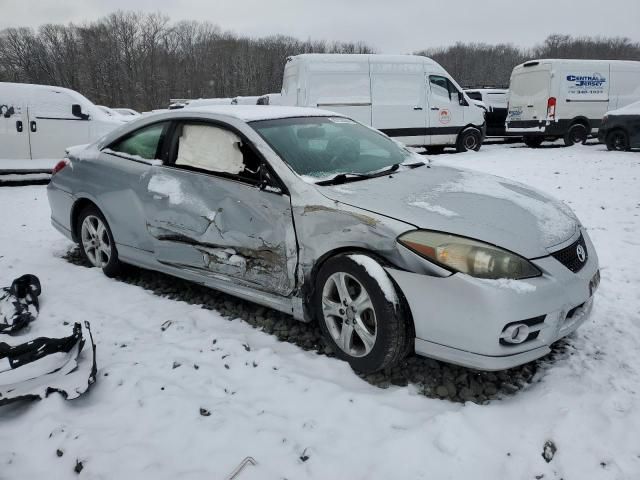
317,165,579,258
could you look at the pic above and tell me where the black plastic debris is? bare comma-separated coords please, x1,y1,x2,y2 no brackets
0,274,41,334
0,321,97,406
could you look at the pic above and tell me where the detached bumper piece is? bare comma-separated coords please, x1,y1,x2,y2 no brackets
0,274,41,334
0,322,97,406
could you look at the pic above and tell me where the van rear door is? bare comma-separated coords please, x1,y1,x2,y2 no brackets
0,85,31,160
507,64,551,125
28,88,90,160
370,61,426,146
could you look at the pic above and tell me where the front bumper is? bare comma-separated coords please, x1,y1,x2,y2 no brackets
386,229,599,371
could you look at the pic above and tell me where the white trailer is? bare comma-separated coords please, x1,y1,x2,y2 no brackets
505,59,640,147
278,54,487,152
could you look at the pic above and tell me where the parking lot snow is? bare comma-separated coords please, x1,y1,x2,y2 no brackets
1,142,639,479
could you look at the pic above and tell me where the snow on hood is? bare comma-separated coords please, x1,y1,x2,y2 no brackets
607,100,640,116
318,165,579,258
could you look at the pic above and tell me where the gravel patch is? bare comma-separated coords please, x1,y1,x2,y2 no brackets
63,247,570,404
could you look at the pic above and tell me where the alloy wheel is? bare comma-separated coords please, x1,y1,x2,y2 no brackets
81,215,112,268
321,272,377,357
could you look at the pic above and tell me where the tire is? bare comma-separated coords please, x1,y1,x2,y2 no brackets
425,146,445,155
456,127,482,152
313,254,409,373
77,205,122,277
605,129,630,151
523,136,544,148
564,123,589,146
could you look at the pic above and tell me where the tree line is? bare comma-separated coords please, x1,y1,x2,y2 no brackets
1,11,639,110
419,35,640,88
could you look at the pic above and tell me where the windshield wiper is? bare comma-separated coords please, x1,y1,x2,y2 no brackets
315,161,426,186
316,172,374,186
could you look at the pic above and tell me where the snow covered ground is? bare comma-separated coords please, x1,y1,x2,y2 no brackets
1,142,639,479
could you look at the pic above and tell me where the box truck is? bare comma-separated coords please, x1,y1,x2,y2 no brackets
505,59,640,147
0,82,124,169
277,54,487,153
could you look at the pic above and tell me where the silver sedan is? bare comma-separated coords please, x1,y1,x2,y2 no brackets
47,106,600,373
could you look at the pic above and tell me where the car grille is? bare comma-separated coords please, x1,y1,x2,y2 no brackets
551,234,588,273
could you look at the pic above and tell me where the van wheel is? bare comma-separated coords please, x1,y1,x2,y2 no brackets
456,128,482,152
313,254,408,373
78,206,122,277
605,130,629,151
523,136,544,148
564,123,588,146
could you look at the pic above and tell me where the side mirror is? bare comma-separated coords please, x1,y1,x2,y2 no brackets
72,104,89,120
258,165,283,194
458,92,468,107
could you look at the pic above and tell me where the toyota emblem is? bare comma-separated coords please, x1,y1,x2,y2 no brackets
576,244,586,262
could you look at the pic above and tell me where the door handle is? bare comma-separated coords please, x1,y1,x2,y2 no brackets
16,120,23,133
413,106,423,111
30,120,37,133
430,107,440,111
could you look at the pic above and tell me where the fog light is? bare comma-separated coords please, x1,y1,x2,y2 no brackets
500,323,530,344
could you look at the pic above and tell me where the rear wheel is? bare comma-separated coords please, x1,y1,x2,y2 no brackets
523,136,544,148
564,123,589,146
313,254,409,373
78,206,122,277
456,128,482,152
605,129,630,151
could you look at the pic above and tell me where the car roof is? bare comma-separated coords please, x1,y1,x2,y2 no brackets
184,105,342,122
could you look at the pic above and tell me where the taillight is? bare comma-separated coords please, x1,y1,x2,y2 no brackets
547,97,556,120
52,159,70,175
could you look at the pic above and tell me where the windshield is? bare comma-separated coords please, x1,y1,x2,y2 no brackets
250,116,413,180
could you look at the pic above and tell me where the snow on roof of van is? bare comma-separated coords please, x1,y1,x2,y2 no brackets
185,105,342,122
289,54,438,65
515,59,640,68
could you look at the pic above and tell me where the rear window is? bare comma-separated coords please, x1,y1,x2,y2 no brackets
108,122,168,160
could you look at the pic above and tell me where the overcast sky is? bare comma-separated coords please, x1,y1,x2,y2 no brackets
1,0,639,53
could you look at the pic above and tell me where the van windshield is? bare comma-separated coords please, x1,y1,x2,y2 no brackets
250,116,414,180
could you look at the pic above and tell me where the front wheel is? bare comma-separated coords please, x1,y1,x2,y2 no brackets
564,123,589,146
605,130,630,151
313,254,409,373
456,128,482,152
78,206,123,277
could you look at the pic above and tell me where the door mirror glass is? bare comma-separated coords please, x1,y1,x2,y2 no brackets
72,104,89,120
458,91,468,106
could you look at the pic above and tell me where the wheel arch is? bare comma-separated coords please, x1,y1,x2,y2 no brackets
70,197,100,243
569,116,591,131
301,246,415,345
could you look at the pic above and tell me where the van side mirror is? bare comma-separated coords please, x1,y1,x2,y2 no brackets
458,92,468,107
72,104,89,120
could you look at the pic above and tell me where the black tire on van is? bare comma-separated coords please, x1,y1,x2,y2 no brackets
564,123,589,146
456,128,482,152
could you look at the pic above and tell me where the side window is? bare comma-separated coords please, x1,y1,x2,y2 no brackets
30,91,77,119
429,75,459,102
173,123,262,183
108,122,168,160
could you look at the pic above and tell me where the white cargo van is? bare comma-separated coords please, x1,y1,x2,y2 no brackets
505,59,640,147
278,54,486,152
464,88,511,137
0,82,124,168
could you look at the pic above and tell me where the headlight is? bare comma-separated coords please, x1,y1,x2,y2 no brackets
398,230,541,280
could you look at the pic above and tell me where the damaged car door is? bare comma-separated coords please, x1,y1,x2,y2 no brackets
142,121,298,296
